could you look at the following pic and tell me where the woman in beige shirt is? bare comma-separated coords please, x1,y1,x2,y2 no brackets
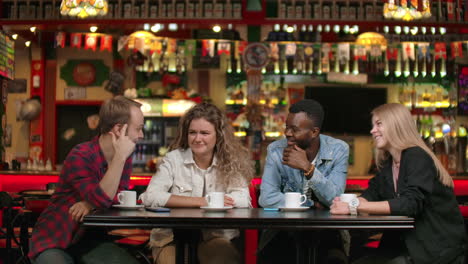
141,102,254,264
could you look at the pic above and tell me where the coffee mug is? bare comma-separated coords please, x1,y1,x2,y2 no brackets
117,190,137,206
340,193,357,204
284,192,307,208
205,192,225,208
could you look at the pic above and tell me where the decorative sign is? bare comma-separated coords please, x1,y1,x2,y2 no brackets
72,62,96,86
7,79,27,93
0,32,14,80
60,60,109,87
64,87,87,100
243,43,270,70
327,72,368,84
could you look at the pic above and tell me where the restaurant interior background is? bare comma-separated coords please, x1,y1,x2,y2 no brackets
0,0,468,178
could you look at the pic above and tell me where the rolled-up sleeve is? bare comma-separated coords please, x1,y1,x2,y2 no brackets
226,177,251,208
140,157,175,207
64,151,113,208
259,144,284,208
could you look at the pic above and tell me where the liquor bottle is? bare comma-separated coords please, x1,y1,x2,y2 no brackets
166,0,174,18
204,0,214,17
141,145,147,162
457,125,467,174
295,0,304,19
144,120,152,140
286,0,294,18
224,0,232,17
176,0,185,17
132,1,141,18
278,0,287,18
312,0,321,19
213,0,224,18
150,2,158,17
304,0,311,18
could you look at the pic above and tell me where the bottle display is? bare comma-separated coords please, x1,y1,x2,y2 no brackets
132,116,180,172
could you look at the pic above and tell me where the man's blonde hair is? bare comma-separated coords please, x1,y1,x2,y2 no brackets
98,96,142,134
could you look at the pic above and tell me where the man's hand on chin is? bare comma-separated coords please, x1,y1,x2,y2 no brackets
282,144,310,172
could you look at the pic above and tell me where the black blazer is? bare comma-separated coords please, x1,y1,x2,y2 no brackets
361,147,466,264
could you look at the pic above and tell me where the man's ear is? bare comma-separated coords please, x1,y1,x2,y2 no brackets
311,127,320,137
111,124,123,137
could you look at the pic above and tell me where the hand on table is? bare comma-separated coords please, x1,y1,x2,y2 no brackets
224,195,235,207
330,197,350,215
110,124,136,160
282,145,310,172
69,200,94,222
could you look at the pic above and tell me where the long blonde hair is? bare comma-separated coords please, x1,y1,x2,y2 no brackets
372,103,453,187
170,103,254,187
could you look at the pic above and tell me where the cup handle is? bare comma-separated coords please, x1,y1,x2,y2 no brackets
205,194,211,204
117,193,124,204
300,194,307,205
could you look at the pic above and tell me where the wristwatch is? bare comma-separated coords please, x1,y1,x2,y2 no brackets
349,198,360,215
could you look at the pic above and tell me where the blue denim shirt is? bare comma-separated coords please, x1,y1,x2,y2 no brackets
259,135,349,208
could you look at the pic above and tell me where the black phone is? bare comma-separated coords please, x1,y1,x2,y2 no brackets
145,207,171,212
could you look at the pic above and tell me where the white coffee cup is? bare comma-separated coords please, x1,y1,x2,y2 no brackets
117,190,137,206
205,192,225,208
340,193,357,204
284,192,307,208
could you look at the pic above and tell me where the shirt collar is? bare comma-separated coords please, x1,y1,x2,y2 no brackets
181,148,218,167
316,135,333,163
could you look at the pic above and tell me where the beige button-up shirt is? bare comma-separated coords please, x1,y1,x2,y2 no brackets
140,148,251,247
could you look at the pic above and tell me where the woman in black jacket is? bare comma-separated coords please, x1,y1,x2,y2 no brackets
331,103,466,264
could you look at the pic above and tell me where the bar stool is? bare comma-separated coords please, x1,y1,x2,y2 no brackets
109,228,152,264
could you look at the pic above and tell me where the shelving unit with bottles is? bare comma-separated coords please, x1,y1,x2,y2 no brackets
132,98,195,172
225,73,289,141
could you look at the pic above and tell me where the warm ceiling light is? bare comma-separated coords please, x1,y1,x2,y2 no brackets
212,25,221,33
90,26,98,32
168,23,178,31
356,32,387,46
60,0,108,18
25,41,31,47
12,34,18,40
151,24,161,32
383,26,389,33
333,25,340,33
395,26,402,34
343,25,350,33
30,26,36,33
383,0,431,21
286,26,294,33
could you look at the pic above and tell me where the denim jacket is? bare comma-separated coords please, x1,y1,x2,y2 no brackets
259,135,349,208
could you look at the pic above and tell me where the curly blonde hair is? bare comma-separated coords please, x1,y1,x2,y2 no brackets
170,103,254,187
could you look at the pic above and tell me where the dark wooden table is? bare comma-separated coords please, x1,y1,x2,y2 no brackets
83,208,414,264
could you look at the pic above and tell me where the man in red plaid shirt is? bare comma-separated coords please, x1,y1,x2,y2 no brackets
29,96,144,264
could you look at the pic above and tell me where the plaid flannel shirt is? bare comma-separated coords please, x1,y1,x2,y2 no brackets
28,136,132,259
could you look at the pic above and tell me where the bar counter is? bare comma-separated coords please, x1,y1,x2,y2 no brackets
1,170,468,197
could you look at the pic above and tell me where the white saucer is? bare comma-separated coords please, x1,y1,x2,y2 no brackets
112,204,145,210
200,206,233,212
279,206,310,212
